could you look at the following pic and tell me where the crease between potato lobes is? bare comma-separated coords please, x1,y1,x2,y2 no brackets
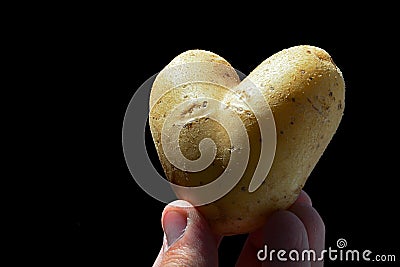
149,45,345,235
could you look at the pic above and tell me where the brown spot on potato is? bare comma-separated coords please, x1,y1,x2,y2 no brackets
184,123,193,129
337,99,343,110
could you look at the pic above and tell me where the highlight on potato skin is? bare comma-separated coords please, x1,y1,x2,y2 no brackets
149,45,345,235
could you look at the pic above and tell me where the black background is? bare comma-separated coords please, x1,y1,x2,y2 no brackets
78,8,400,266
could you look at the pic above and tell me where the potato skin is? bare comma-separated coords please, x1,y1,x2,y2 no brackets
149,46,345,235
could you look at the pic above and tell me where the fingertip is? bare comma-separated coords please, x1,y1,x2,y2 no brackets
289,202,325,244
264,210,310,250
289,202,325,266
249,210,309,250
161,200,194,232
295,190,312,206
237,210,310,266
161,201,192,242
156,200,219,267
162,210,187,248
161,200,193,218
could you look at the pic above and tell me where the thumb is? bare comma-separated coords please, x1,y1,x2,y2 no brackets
153,200,218,267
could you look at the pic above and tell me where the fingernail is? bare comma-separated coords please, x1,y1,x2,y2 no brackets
163,210,187,248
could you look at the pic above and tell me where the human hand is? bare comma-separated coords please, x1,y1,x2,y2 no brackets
153,190,325,267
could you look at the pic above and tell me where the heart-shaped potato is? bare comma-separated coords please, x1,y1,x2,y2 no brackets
149,45,345,235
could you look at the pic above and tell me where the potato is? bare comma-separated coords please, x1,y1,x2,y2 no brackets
149,45,345,235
